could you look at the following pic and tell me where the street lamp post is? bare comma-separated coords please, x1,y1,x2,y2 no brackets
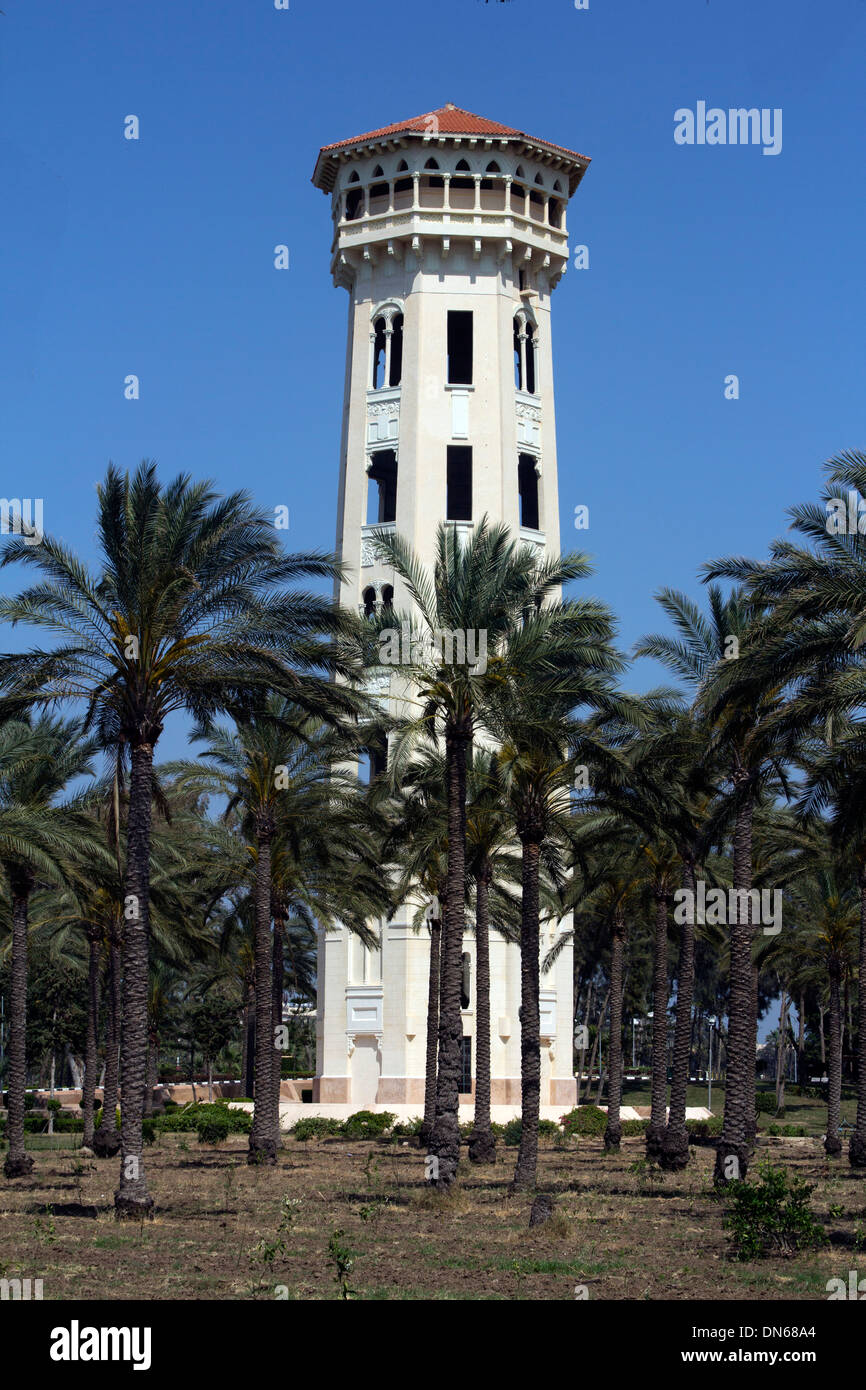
708,1016,717,1114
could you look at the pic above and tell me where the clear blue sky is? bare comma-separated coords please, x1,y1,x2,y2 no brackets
2,0,865,762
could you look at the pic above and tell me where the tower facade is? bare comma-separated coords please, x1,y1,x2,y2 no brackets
312,105,589,1110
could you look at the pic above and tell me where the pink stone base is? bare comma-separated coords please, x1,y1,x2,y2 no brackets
376,1077,426,1105
315,1077,350,1103
549,1078,578,1107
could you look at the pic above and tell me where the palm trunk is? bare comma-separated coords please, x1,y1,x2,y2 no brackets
797,993,805,1089
513,837,542,1191
93,920,121,1157
115,740,156,1217
825,960,843,1157
420,912,441,1148
661,856,698,1170
248,820,277,1165
745,961,759,1142
144,1034,158,1116
429,726,469,1189
603,905,627,1152
646,889,671,1159
271,915,285,1147
469,866,495,1163
851,865,866,1166
81,926,101,1149
775,990,788,1112
3,880,34,1177
714,785,754,1184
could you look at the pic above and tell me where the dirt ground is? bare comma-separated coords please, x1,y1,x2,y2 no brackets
1,1132,864,1301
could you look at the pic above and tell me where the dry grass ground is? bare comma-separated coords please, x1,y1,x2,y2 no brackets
2,1131,865,1301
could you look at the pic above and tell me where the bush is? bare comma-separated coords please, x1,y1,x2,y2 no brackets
723,1161,827,1260
342,1109,395,1139
141,1118,157,1146
622,1119,649,1136
687,1117,723,1144
559,1105,607,1137
196,1111,231,1144
755,1092,779,1115
391,1116,423,1138
154,1102,251,1136
290,1115,344,1142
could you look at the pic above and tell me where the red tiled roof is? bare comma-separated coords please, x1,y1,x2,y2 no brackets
313,104,589,189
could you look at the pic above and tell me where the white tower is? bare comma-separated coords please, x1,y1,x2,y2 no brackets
312,105,589,1110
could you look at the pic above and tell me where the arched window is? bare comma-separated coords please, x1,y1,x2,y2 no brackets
534,172,544,185
486,160,501,173
397,158,408,171
510,181,526,213
552,178,563,192
515,164,525,178
367,451,398,524
389,313,403,386
372,164,384,177
345,180,363,220
381,584,394,610
514,313,537,393
518,454,540,530
372,317,387,388
455,158,470,171
525,322,536,393
362,586,376,619
424,157,440,169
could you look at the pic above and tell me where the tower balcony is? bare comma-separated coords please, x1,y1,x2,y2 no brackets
330,181,569,285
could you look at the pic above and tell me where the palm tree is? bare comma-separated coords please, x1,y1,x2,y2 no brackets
636,586,791,1182
174,699,385,1162
704,451,866,1168
0,460,354,1214
488,611,626,1191
0,715,99,1178
372,518,591,1189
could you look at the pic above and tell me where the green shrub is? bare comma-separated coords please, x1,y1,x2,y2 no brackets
622,1118,649,1136
342,1109,395,1138
686,1117,723,1143
141,1118,157,1146
391,1116,423,1138
755,1092,779,1114
559,1105,607,1137
723,1161,827,1260
196,1111,231,1144
290,1115,344,1141
46,1098,63,1114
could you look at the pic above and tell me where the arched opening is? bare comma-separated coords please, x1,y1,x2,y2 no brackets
548,197,563,229
381,584,394,611
372,164,384,177
369,178,390,214
525,322,537,393
510,181,526,214
513,317,523,390
528,187,545,221
389,313,403,386
372,317,387,388
345,183,363,220
366,450,398,524
362,586,377,619
518,453,540,531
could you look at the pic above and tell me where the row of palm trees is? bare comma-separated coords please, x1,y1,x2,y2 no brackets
2,451,866,1212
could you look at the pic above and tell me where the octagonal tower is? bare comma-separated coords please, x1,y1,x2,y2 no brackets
312,105,589,1110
